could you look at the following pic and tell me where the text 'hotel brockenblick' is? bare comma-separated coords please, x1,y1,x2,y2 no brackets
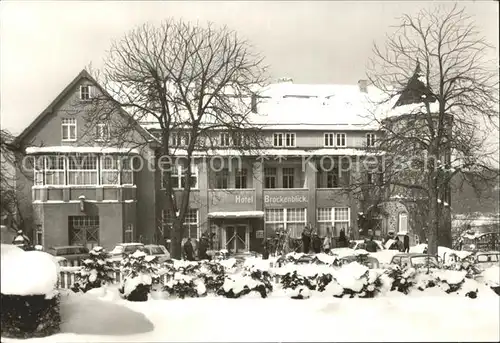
15,71,446,252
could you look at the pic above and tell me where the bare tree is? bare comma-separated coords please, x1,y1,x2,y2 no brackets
365,4,499,255
84,19,268,258
0,129,33,234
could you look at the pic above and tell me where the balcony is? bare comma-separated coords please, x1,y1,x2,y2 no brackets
32,185,136,203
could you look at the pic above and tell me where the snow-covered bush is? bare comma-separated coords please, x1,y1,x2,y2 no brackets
1,245,61,338
162,272,206,298
385,265,417,294
161,260,207,298
119,250,159,302
71,246,115,293
198,260,226,293
217,267,273,299
330,262,388,298
280,270,316,291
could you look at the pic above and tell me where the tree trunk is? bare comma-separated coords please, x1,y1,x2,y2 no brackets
170,221,183,260
427,181,439,256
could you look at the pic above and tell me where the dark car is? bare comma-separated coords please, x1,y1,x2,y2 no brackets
390,253,440,268
47,245,90,265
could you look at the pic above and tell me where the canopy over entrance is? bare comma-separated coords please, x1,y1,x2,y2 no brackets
207,211,264,219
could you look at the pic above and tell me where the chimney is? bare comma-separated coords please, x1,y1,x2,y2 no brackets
358,79,368,93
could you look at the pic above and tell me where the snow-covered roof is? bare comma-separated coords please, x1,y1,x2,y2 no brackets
137,81,441,132
207,211,264,218
25,146,141,155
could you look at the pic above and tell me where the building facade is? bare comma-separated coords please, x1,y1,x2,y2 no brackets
16,70,420,252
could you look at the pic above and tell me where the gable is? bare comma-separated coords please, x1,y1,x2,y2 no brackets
15,69,157,149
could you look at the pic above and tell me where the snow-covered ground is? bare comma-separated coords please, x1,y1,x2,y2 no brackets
2,286,499,342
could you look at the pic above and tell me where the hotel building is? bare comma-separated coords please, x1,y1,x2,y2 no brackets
15,70,421,252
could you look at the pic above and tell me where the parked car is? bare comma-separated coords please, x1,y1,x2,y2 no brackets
348,240,385,251
143,244,171,263
339,255,380,269
109,243,145,262
47,245,90,265
472,251,499,270
390,253,440,268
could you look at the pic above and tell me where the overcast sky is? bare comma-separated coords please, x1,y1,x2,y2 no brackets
0,1,498,136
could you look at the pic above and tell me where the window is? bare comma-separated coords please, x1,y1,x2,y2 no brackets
68,154,98,185
317,208,350,236
285,133,295,147
367,171,384,185
366,133,376,147
80,85,92,101
101,156,119,185
317,159,338,188
273,133,296,147
232,132,244,147
317,208,333,236
398,213,408,234
334,207,350,236
220,133,231,147
286,208,306,238
215,168,229,189
163,209,199,239
45,156,65,185
124,224,133,243
264,168,277,189
161,163,198,189
96,123,110,142
183,133,191,146
69,215,99,250
171,133,183,146
235,168,248,189
62,118,77,141
121,158,134,185
324,133,335,147
34,156,44,185
282,167,295,188
35,225,43,246
273,133,283,147
264,208,306,239
336,133,346,147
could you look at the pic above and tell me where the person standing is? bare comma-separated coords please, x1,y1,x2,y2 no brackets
339,228,347,248
301,226,311,254
183,238,195,261
312,232,322,254
323,229,332,254
403,234,410,253
198,234,210,260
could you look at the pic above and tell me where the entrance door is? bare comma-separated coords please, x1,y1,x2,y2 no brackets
225,225,248,253
69,216,100,250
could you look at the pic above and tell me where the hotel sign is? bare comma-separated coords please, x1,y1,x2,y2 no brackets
235,195,254,204
264,194,307,204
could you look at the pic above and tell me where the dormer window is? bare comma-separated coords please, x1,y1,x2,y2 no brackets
336,133,346,147
80,85,92,101
273,132,295,147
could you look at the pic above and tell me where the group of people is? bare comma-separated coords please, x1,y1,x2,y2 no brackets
182,233,211,261
383,232,410,253
261,225,351,259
